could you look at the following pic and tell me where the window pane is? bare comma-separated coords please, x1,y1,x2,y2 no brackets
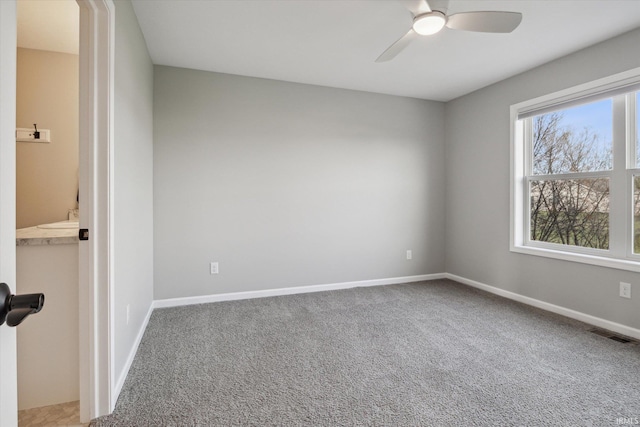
637,92,640,168
634,176,640,254
530,178,609,249
532,99,613,175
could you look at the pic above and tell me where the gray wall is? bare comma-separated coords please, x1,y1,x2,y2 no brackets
445,28,640,330
153,66,445,300
113,0,154,383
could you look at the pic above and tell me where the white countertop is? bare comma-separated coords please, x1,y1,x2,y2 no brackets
17,221,79,246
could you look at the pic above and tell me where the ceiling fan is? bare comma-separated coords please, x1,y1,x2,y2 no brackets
376,0,523,62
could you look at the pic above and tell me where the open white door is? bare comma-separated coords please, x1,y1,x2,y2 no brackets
0,1,18,427
0,0,18,425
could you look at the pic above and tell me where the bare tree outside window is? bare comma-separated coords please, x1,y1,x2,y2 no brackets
633,177,640,253
530,107,612,250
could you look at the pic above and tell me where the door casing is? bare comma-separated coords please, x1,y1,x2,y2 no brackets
77,0,116,421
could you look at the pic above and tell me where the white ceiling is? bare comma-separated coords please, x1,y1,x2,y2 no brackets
17,0,78,55
131,0,640,102
15,1,640,102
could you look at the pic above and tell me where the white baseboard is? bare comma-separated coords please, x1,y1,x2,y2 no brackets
153,273,445,309
112,301,154,404
445,273,640,341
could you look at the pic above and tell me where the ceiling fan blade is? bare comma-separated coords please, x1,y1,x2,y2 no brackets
399,0,431,16
446,11,522,33
375,29,420,63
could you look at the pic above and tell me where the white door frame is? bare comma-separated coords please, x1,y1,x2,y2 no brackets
0,0,114,424
0,1,18,426
77,0,115,422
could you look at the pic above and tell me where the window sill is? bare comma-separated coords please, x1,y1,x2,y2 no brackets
511,244,640,273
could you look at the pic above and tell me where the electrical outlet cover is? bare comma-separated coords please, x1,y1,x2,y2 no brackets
620,282,631,299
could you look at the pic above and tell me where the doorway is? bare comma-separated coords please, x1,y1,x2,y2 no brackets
15,0,81,422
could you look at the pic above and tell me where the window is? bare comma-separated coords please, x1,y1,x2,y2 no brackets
511,68,640,271
529,99,612,251
634,91,640,253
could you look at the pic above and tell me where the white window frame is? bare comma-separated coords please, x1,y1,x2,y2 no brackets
511,67,640,273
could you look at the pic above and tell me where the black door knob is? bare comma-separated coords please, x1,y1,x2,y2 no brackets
0,282,45,327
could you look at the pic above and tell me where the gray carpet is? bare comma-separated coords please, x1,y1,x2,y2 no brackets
91,279,640,426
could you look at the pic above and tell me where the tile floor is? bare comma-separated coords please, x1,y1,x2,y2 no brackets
18,400,88,427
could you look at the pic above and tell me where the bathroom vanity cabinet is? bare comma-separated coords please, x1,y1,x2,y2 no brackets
16,224,79,410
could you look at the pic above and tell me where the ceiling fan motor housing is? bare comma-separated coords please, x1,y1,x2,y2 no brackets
413,11,447,35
